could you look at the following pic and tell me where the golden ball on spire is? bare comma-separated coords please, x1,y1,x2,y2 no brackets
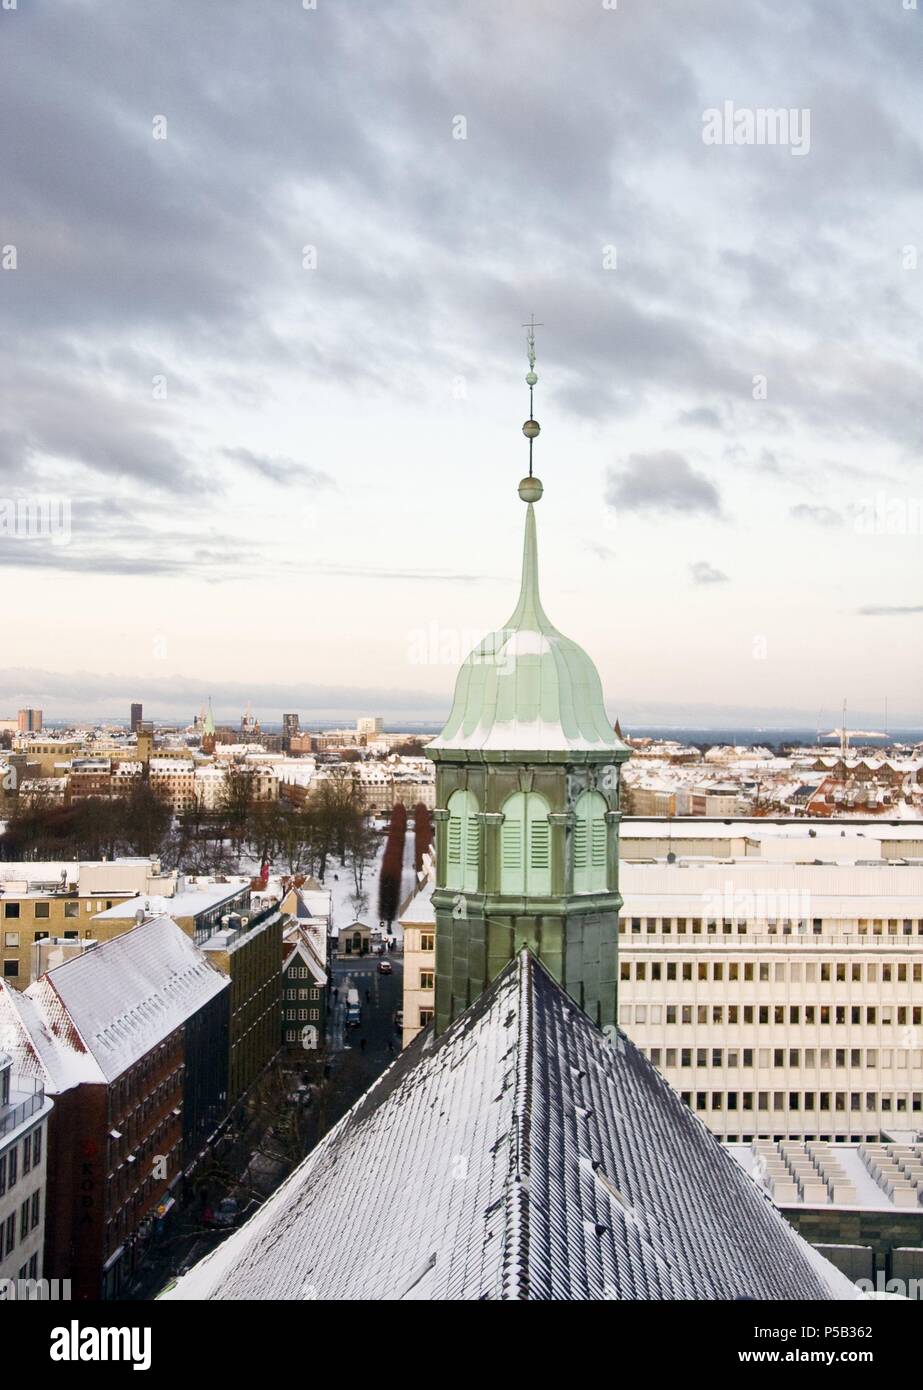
526,371,537,387
518,475,543,502
522,419,540,439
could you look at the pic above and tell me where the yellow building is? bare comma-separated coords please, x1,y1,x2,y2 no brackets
0,858,175,986
400,878,436,1049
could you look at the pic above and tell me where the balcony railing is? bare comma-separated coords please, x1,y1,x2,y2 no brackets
0,1080,45,1140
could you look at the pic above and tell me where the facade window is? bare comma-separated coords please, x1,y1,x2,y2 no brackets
34,902,50,919
419,1008,434,1026
421,933,434,951
420,971,435,990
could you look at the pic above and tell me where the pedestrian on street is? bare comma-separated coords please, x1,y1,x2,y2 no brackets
365,989,371,1003
333,986,339,1001
387,1040,394,1055
360,1037,367,1052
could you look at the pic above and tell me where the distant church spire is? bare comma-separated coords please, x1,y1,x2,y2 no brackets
202,697,216,754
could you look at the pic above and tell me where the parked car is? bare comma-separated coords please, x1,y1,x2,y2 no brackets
378,959,393,974
346,987,361,1026
213,1197,239,1228
394,1009,403,1030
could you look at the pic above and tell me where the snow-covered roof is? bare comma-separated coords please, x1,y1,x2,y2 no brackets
163,950,855,1302
91,882,248,920
399,879,435,925
282,926,326,987
19,916,229,1087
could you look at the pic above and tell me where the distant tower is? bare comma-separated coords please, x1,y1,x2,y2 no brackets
427,322,631,1035
202,698,217,755
130,702,143,733
136,721,154,771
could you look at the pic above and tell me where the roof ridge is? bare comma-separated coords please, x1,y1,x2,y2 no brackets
501,948,534,1300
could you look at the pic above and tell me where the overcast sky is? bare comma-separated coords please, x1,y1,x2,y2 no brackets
1,0,921,728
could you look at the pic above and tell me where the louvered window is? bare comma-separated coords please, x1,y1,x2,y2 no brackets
573,790,608,894
445,790,479,893
500,792,551,895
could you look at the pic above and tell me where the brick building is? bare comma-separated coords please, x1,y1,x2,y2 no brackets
0,917,230,1299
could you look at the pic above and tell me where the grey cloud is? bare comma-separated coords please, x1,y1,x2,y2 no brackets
605,451,722,517
790,503,842,526
689,561,729,584
1,0,922,600
222,448,334,488
856,605,923,617
677,407,723,429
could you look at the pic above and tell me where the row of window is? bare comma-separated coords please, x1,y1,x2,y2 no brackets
0,1193,41,1258
623,917,923,936
0,1127,42,1196
444,789,609,896
644,1046,923,1070
623,1003,923,1027
9,1253,39,1282
2,901,87,920
283,987,322,1001
283,1009,320,1022
621,959,923,983
674,1090,921,1114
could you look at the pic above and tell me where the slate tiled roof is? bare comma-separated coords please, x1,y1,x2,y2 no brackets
165,950,856,1301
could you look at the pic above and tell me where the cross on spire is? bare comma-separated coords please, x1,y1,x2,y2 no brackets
522,314,543,370
521,316,543,478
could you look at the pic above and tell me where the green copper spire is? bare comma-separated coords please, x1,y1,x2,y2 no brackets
427,328,632,1036
203,698,215,736
430,326,628,755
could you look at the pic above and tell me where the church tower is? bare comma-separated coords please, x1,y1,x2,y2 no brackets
202,697,216,755
427,325,631,1034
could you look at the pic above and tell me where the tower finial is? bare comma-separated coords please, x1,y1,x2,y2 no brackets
519,314,544,501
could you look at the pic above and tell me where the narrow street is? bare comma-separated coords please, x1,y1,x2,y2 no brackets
321,951,404,1121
